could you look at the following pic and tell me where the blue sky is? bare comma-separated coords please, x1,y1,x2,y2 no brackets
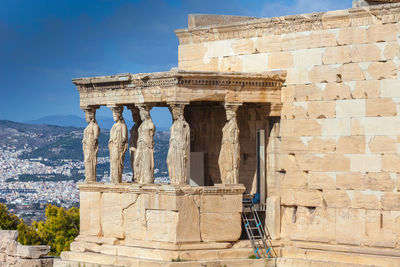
0,0,351,125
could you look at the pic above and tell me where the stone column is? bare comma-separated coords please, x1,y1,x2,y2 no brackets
167,103,190,185
108,106,128,183
82,106,100,183
127,105,142,182
134,104,156,184
218,103,241,184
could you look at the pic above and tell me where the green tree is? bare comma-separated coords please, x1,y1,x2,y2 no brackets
17,221,42,245
0,203,20,230
34,204,79,255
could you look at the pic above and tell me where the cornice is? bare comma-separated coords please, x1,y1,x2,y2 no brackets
175,3,400,45
73,69,287,94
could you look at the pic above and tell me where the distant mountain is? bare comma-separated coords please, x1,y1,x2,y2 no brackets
24,111,171,131
24,115,86,128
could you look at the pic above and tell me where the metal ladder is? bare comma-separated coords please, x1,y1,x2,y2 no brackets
242,204,274,259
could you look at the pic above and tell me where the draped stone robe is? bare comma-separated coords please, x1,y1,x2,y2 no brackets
83,121,100,182
134,118,155,184
167,117,190,185
218,119,240,184
109,120,128,183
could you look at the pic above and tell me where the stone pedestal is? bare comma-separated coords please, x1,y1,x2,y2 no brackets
61,183,250,265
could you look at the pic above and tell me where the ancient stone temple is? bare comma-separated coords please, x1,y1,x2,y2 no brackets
60,0,400,266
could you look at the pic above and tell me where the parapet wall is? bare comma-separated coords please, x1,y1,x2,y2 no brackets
176,2,400,264
0,230,52,267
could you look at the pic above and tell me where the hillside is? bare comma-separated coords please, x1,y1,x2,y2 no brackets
0,120,170,178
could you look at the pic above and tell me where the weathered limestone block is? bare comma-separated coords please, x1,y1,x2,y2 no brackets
239,53,268,72
364,210,398,248
351,191,380,209
368,136,397,153
280,171,308,189
200,213,241,242
322,83,351,100
145,210,179,242
178,43,206,61
294,119,322,136
336,136,365,154
281,103,308,120
255,35,282,53
281,206,308,241
381,192,400,210
268,52,293,69
80,191,101,236
231,39,255,55
178,57,219,71
200,194,242,213
285,67,310,85
350,154,381,172
101,192,123,238
295,153,324,172
293,84,322,101
69,241,101,253
293,48,323,67
336,173,363,190
363,172,395,191
281,189,323,207
320,118,351,137
307,207,336,243
368,61,397,80
352,117,400,136
352,80,380,99
323,190,351,208
337,63,365,81
382,154,400,172
281,32,309,51
16,258,53,267
338,27,367,45
265,196,281,240
308,172,336,190
336,208,365,245
336,99,366,118
204,39,234,58
322,154,351,172
367,24,397,43
16,245,50,259
308,30,337,49
309,65,337,83
350,44,381,62
279,137,308,153
366,98,397,117
381,79,400,98
0,231,18,253
219,56,243,72
383,42,400,60
322,9,350,29
322,46,351,65
307,101,336,119
122,194,146,240
307,137,335,153
176,195,201,243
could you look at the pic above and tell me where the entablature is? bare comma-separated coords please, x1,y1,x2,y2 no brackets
73,69,286,109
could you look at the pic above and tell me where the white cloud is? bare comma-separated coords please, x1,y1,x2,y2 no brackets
261,0,352,18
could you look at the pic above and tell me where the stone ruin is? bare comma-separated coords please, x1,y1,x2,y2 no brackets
0,230,52,267
53,0,400,266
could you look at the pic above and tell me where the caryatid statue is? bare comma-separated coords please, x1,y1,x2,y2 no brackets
128,106,142,182
82,107,100,183
108,106,128,183
134,105,155,184
218,104,240,184
167,104,190,185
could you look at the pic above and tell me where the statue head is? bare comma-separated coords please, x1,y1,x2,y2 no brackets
84,107,96,124
111,106,124,122
171,104,184,121
139,105,151,121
